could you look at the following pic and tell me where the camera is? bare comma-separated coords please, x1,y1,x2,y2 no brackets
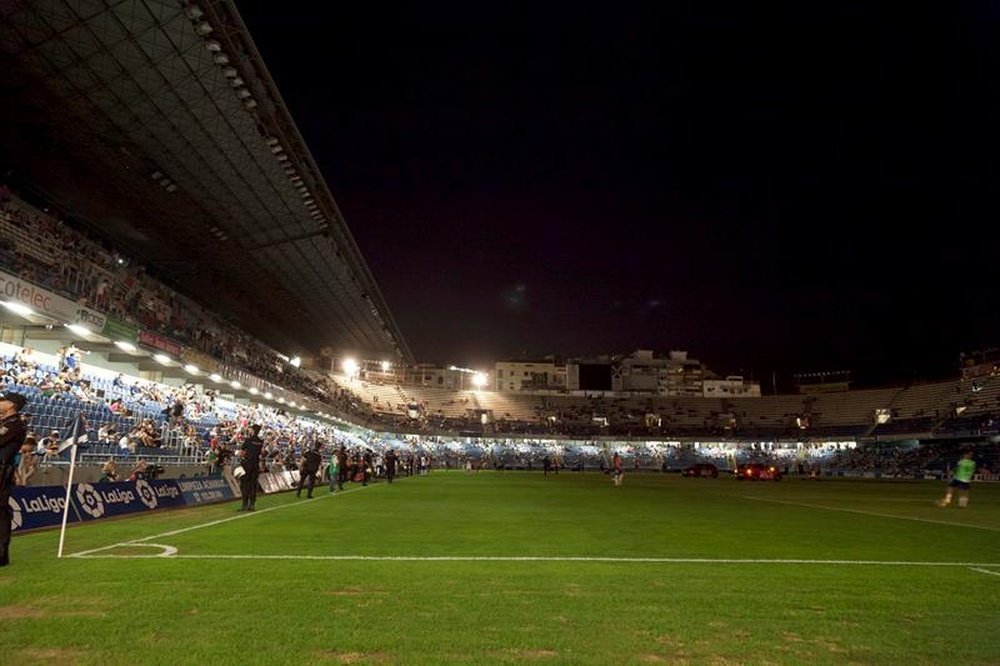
146,464,166,480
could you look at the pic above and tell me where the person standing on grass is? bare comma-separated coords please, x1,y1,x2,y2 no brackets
612,451,624,487
385,448,397,484
327,451,340,494
336,446,349,490
0,392,28,567
296,442,322,499
937,450,976,508
239,424,264,511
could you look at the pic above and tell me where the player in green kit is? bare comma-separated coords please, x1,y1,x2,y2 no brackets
936,450,976,508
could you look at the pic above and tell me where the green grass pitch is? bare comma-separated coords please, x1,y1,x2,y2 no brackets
2,471,998,665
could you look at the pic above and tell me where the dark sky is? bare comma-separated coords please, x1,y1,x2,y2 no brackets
238,2,1000,388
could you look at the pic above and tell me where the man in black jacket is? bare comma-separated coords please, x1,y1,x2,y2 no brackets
239,424,264,511
0,392,28,566
296,442,322,498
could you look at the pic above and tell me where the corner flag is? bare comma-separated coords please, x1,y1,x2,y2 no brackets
57,412,89,453
57,411,90,558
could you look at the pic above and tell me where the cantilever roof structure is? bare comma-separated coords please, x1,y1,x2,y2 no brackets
0,0,412,362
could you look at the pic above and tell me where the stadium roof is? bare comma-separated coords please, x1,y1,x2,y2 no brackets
0,0,412,363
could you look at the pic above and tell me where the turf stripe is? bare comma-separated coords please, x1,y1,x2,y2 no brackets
68,486,369,558
743,496,1000,532
70,553,1000,567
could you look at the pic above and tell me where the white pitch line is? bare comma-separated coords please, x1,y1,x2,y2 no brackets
744,496,1000,532
69,485,370,558
70,553,1000,567
969,567,1000,577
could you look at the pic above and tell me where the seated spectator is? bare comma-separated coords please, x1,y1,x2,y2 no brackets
40,430,61,464
129,459,148,481
99,459,119,483
15,440,38,486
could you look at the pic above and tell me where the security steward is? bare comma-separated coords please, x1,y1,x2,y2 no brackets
0,392,28,566
296,442,322,498
238,424,264,512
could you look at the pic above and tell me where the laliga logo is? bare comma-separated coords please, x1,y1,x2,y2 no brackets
76,483,105,518
8,496,21,531
135,479,158,509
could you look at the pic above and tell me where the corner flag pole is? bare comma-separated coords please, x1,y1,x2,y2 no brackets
57,443,78,558
57,412,88,559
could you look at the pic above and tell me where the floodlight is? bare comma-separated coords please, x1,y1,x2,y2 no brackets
290,356,301,368
153,354,171,364
381,361,391,372
472,373,488,388
1,301,34,317
66,323,90,336
342,358,359,377
230,380,241,389
210,373,223,382
114,340,136,352
184,364,199,374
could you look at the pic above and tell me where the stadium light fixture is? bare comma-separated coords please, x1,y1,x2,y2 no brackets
342,358,359,377
194,21,214,35
381,360,391,372
153,353,172,364
184,364,199,375
222,67,238,78
289,356,301,368
66,323,90,336
230,380,241,389
1,301,34,317
277,397,286,404
212,52,229,65
114,340,136,352
210,373,223,382
249,387,259,395
204,39,221,52
243,99,257,110
264,391,273,399
472,372,488,389
184,5,203,20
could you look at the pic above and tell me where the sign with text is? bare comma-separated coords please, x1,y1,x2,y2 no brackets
138,329,184,357
0,269,106,330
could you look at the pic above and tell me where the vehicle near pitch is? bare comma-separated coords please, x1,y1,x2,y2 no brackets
681,463,719,478
736,463,782,481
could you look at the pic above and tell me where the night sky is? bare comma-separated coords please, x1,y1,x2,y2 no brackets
238,2,1000,388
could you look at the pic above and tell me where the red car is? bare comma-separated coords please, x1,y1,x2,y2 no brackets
736,463,782,481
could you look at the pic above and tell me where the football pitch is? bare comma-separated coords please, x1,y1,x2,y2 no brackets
3,471,998,665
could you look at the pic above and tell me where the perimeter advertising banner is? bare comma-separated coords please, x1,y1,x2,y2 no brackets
101,316,139,343
138,329,184,357
10,477,237,532
0,268,107,330
72,479,186,522
175,477,236,505
8,485,77,532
